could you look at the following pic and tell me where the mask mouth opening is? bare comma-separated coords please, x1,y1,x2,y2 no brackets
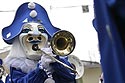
32,44,39,51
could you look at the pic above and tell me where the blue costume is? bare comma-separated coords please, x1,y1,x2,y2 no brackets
5,57,76,83
2,2,76,83
93,0,125,83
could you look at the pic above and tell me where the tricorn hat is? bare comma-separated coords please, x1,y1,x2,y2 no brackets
2,2,60,44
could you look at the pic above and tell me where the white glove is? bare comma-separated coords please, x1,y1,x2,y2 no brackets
41,47,56,57
39,47,56,69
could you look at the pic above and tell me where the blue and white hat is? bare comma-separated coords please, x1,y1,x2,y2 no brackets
2,2,60,44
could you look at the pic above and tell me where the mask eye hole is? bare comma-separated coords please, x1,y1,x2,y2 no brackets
28,36,33,41
38,25,45,33
22,28,31,33
22,24,32,33
37,37,42,40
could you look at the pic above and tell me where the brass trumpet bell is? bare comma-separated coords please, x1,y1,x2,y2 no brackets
51,30,76,56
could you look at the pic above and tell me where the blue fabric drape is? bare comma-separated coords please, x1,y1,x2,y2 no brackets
94,0,125,83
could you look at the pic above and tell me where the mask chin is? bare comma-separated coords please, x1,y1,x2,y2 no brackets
19,33,48,60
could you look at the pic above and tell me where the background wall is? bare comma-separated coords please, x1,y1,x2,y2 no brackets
83,67,101,83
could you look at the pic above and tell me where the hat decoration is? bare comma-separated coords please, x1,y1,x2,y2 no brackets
28,2,36,9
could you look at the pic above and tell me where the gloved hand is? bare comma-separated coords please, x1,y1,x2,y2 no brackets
41,47,56,57
39,47,56,69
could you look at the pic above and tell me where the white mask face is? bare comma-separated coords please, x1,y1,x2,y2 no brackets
19,22,48,60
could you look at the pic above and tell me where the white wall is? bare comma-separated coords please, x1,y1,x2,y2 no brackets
83,67,101,83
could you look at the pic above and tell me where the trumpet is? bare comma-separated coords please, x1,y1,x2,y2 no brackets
32,30,84,79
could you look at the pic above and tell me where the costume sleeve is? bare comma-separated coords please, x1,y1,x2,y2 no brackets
51,56,76,83
6,67,48,83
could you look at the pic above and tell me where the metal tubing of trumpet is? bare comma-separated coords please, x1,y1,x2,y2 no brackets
39,49,77,73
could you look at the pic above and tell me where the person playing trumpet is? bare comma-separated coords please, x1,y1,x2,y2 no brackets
2,2,76,83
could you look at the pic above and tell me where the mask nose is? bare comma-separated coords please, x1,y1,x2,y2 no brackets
27,34,42,44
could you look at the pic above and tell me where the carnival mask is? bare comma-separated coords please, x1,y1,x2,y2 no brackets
19,22,48,60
